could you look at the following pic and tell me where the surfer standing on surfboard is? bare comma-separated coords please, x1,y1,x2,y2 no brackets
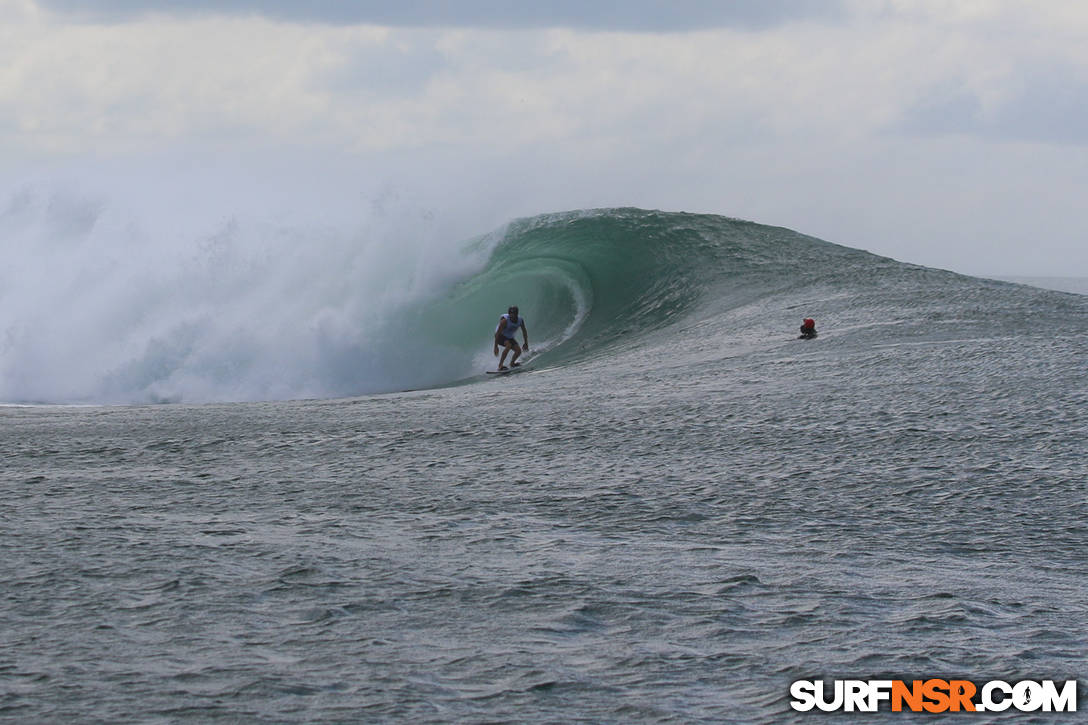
494,305,529,371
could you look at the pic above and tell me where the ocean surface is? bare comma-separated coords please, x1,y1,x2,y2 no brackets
3,209,1087,722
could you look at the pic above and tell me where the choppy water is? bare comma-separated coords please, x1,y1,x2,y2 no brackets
3,210,1087,722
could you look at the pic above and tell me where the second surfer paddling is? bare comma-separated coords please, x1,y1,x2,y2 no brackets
494,305,529,370
799,318,817,339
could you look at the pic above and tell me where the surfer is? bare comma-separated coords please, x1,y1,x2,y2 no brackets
493,305,529,370
799,318,817,339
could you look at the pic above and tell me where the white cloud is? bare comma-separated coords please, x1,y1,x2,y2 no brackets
2,0,1088,275
5,3,1087,156
0,12,369,154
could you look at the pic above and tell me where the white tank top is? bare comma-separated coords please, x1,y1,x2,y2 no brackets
496,314,524,339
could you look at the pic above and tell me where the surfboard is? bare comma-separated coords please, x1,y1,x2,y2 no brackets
486,363,529,375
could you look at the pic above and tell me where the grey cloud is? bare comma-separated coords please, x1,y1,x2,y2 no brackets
897,66,1088,146
991,68,1088,146
324,41,448,97
36,0,846,31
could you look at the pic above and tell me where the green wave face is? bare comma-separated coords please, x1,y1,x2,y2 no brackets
421,208,872,372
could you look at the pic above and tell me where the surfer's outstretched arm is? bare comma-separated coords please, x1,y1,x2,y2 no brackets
521,323,529,351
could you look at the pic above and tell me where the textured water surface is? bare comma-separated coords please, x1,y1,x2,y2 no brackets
3,211,1087,722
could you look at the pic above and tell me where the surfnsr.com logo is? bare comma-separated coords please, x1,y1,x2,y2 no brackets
790,679,1077,713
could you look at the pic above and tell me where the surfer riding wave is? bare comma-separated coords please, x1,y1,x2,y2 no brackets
493,306,529,371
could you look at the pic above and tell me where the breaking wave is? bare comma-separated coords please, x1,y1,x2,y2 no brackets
1,196,1082,404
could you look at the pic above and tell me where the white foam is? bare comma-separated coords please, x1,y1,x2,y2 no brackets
0,170,495,403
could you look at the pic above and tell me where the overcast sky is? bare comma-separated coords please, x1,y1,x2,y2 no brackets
3,0,1087,275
